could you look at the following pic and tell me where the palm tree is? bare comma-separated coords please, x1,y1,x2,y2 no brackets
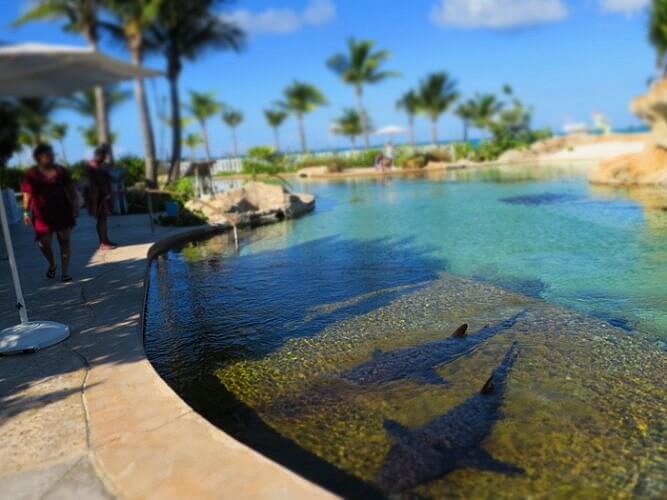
48,123,69,164
80,125,118,147
64,87,130,146
222,109,243,156
16,98,60,146
14,0,111,145
183,133,203,160
101,0,162,182
278,81,327,153
418,72,460,145
185,90,222,160
333,108,366,149
146,0,244,182
65,86,131,121
264,109,288,151
650,0,667,77
456,94,503,142
396,90,421,146
327,38,399,149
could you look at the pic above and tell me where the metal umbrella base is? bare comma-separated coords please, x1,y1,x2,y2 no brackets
0,321,70,355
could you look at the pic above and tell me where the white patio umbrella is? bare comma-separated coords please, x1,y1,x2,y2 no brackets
373,125,408,138
0,43,160,354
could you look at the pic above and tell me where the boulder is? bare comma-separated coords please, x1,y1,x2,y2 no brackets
498,148,538,163
591,79,667,186
186,181,315,225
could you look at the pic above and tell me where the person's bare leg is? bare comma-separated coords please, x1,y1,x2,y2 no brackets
37,233,56,273
96,215,106,245
56,229,72,279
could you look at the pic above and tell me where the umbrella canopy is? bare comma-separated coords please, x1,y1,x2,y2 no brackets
374,125,408,136
0,43,160,97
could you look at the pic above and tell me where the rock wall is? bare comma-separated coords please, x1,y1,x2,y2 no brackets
591,80,667,186
186,181,315,225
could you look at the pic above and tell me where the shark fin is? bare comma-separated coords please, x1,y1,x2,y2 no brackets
461,449,525,476
450,324,469,338
383,419,410,440
411,368,447,385
480,372,496,395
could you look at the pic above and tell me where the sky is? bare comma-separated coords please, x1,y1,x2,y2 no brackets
0,0,658,160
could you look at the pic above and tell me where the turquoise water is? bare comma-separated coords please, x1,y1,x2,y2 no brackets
246,168,667,343
146,166,667,498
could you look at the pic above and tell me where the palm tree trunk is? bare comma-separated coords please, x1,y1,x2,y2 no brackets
85,32,111,148
232,127,239,156
167,70,182,183
463,120,469,143
431,117,438,146
201,121,211,160
408,115,415,147
273,127,280,152
356,85,369,150
298,113,307,153
130,46,157,184
59,139,68,165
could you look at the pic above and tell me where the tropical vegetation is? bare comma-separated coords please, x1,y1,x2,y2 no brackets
185,90,222,160
332,109,366,149
417,72,460,145
327,38,398,149
222,109,243,156
144,0,245,181
15,0,111,145
278,81,327,153
264,109,288,152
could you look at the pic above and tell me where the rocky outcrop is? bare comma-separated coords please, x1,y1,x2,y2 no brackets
591,80,667,186
186,181,315,225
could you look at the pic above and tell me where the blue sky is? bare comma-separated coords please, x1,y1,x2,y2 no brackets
1,0,657,160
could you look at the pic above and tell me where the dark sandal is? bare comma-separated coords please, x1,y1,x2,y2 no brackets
61,274,73,283
46,267,56,279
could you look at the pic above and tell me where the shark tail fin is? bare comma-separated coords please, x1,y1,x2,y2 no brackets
450,323,469,338
383,418,410,440
481,342,521,395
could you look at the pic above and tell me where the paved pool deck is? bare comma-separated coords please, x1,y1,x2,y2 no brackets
0,214,334,499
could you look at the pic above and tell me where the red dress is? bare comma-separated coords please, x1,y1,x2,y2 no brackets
21,165,76,239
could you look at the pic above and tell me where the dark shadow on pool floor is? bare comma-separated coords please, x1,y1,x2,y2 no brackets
144,235,444,496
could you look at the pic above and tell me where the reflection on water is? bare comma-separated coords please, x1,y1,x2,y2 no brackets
145,165,667,498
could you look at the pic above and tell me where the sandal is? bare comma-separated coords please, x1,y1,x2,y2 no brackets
61,274,73,283
46,267,56,279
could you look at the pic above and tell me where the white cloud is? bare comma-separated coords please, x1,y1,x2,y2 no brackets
599,0,649,14
430,0,569,29
229,0,336,35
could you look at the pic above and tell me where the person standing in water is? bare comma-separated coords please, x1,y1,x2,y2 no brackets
21,143,78,282
86,144,118,249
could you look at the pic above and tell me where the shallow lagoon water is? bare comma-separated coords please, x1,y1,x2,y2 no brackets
145,165,666,498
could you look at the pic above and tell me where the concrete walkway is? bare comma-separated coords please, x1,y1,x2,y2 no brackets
0,214,333,499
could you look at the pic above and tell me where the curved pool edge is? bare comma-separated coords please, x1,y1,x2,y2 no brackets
86,223,336,500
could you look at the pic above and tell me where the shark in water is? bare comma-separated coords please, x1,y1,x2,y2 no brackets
341,310,527,386
376,342,524,494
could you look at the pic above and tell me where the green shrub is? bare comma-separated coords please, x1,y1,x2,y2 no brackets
452,142,475,161
242,146,287,177
400,155,427,169
170,176,195,203
115,155,146,186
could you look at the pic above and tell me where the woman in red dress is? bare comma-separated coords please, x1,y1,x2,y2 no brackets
85,144,117,249
21,144,77,282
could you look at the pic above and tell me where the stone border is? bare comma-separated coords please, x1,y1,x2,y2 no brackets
85,223,336,499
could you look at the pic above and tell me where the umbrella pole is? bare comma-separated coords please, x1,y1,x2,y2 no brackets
0,189,28,324
0,189,70,355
